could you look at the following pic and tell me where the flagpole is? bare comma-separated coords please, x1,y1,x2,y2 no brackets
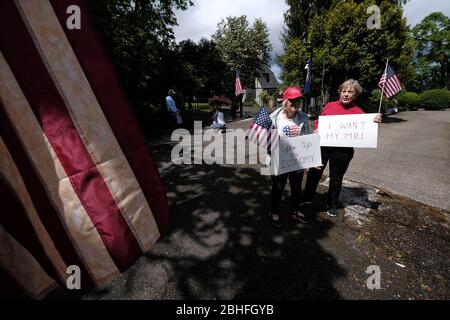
320,55,326,110
378,59,389,114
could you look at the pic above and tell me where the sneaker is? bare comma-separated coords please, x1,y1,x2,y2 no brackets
268,212,282,228
298,201,312,208
292,210,311,224
326,207,338,218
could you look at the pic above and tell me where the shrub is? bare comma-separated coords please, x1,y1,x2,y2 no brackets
243,99,258,107
259,90,270,107
420,89,450,110
365,89,397,113
208,95,232,107
397,91,420,111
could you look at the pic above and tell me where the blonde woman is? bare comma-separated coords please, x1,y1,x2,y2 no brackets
301,79,382,218
268,86,312,227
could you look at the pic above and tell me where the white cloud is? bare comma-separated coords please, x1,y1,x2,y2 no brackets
173,0,288,67
403,0,450,27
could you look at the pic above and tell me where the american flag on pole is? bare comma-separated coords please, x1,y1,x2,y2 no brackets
378,64,402,98
247,107,276,150
0,0,168,299
235,69,243,96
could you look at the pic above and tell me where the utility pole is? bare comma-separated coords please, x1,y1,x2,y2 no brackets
305,41,313,115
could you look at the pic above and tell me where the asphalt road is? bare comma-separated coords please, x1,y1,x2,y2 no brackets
44,110,449,301
344,111,450,211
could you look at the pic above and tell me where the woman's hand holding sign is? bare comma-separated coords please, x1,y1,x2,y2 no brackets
373,113,382,123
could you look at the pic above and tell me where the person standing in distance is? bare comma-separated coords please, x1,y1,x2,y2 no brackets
166,89,180,130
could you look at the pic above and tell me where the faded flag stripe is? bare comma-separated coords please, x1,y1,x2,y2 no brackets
1,0,142,271
0,171,60,284
0,53,121,285
0,137,67,284
0,102,96,288
0,225,58,300
50,0,169,234
16,0,160,253
0,75,120,286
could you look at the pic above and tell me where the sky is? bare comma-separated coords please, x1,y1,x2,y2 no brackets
173,0,450,81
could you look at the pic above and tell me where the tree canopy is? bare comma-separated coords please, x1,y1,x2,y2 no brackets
282,0,410,44
173,38,231,104
86,0,193,120
411,12,450,90
278,0,415,99
212,16,272,89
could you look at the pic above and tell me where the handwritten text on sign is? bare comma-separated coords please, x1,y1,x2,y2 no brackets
273,134,322,175
318,113,378,148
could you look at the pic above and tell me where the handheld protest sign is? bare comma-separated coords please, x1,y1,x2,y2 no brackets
271,134,322,175
318,114,379,148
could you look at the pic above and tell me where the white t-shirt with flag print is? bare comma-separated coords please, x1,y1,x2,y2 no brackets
276,111,304,138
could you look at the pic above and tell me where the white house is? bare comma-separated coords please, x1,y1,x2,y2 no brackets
244,65,281,105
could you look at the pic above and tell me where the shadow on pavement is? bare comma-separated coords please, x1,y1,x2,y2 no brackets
132,144,348,300
381,116,407,123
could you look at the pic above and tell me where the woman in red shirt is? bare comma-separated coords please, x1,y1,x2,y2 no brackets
301,79,382,218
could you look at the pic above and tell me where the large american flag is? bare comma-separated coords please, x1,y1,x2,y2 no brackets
0,0,168,299
235,69,243,96
378,64,402,98
247,107,276,150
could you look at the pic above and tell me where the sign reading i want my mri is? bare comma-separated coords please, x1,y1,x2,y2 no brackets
318,113,379,148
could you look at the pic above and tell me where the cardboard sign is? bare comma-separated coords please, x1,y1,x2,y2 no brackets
271,133,322,175
318,113,378,148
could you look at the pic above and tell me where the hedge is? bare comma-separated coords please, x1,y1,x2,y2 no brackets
397,91,420,111
420,89,450,110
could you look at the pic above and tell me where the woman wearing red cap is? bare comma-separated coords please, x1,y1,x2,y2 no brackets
300,79,382,218
267,86,312,227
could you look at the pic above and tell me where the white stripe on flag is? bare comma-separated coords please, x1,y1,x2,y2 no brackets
16,0,160,252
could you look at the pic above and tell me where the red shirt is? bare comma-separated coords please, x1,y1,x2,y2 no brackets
314,99,364,130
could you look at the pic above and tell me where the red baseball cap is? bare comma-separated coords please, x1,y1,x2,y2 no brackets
282,86,303,100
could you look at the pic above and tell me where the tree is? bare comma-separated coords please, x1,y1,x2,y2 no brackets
212,16,272,89
174,39,230,108
281,0,410,45
411,12,450,90
86,0,193,123
276,38,309,85
282,0,334,43
278,0,414,102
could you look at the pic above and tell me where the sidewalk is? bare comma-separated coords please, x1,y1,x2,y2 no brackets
47,118,450,300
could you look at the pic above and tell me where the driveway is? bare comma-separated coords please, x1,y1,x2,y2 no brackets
345,111,450,211
44,111,450,301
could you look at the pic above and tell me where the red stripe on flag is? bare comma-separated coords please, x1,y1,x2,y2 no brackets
50,0,169,234
0,1,141,271
0,104,94,289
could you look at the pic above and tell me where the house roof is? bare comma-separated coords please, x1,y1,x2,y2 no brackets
256,65,280,89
